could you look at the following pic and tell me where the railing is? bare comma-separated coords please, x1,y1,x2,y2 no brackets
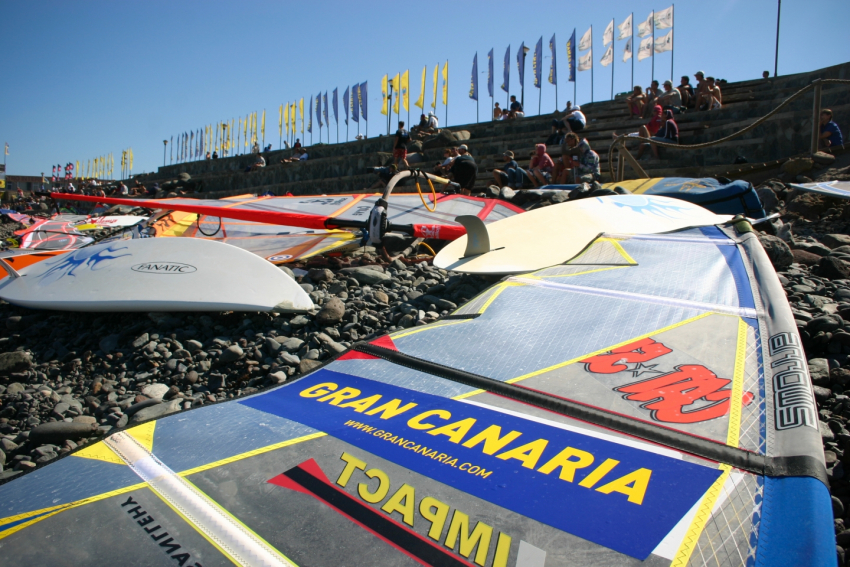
607,78,850,182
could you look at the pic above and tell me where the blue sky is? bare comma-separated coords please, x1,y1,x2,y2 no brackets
1,0,848,178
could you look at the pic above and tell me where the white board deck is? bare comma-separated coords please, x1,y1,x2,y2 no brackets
74,215,149,230
434,195,732,274
0,238,313,313
790,180,850,200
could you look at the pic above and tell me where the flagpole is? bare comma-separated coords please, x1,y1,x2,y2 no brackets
611,18,615,100
670,5,675,82
774,0,781,77
590,25,594,104
651,10,655,83
631,12,634,89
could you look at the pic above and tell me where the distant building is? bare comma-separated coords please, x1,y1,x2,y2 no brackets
5,175,47,193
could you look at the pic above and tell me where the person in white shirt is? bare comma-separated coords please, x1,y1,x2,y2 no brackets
564,105,586,133
427,113,439,130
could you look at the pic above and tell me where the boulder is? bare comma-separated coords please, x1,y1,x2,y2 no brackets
808,358,830,386
786,192,827,220
0,351,33,374
757,234,793,271
500,187,516,201
131,399,182,424
781,157,814,177
29,422,98,445
406,140,424,153
812,151,836,166
819,257,850,280
791,249,821,266
755,187,780,213
453,131,471,141
406,153,425,164
339,266,391,285
422,130,456,150
316,297,346,325
822,234,850,249
307,268,334,282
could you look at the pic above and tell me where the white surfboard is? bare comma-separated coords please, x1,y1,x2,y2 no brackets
0,238,313,313
74,215,149,230
434,195,733,274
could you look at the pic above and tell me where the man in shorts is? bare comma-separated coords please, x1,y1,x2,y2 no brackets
393,121,410,169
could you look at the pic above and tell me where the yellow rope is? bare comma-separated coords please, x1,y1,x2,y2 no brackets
418,241,436,256
415,176,437,212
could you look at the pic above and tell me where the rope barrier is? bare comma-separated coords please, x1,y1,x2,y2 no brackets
607,78,850,180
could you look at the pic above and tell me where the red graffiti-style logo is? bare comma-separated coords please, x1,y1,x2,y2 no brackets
581,338,672,374
615,365,754,424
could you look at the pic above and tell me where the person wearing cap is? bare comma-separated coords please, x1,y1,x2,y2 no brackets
642,80,660,118
564,105,586,133
697,76,722,111
492,150,526,189
694,71,708,105
427,112,440,132
558,133,600,184
435,147,457,175
657,80,683,113
677,76,695,109
450,145,478,195
529,144,555,188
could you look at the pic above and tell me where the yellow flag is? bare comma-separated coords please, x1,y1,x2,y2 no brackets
129,148,133,170
252,112,257,143
279,104,284,137
401,70,410,112
431,64,439,109
243,116,248,147
392,73,400,114
415,66,426,110
381,75,388,116
76,161,80,179
299,99,304,134
261,109,266,141
442,60,449,105
291,103,296,134
283,105,288,136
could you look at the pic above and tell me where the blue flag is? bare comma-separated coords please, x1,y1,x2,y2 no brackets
360,81,368,121
351,85,359,123
533,36,543,88
308,96,313,133
332,88,338,124
567,29,576,83
316,95,322,128
323,92,329,128
549,33,558,85
469,52,478,101
343,86,349,125
487,48,494,97
502,45,510,93
517,41,525,90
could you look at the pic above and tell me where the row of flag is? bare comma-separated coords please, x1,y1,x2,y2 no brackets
382,64,449,118
57,153,117,182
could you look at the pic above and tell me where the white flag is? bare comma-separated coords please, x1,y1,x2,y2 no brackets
603,20,614,46
578,27,592,51
638,12,653,38
623,37,633,62
655,6,674,30
617,14,632,40
637,36,653,61
600,44,613,67
578,49,593,72
654,30,673,53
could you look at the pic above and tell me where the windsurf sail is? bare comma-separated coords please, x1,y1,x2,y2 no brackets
0,216,832,565
14,215,95,250
51,193,525,241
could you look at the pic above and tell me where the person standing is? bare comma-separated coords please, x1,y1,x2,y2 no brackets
393,121,410,169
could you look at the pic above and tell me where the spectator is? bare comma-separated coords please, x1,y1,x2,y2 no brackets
558,133,600,183
658,80,683,113
508,95,524,118
450,145,478,195
252,141,260,154
148,183,159,196
529,143,555,187
638,109,679,159
434,147,457,175
249,154,266,172
283,140,291,149
411,114,429,136
643,80,660,118
117,182,129,196
820,109,844,151
355,134,366,140
212,151,218,159
501,108,511,119
264,144,272,152
492,150,527,189
427,112,439,131
678,76,695,109
697,76,722,111
366,164,398,190
281,148,309,163
563,105,586,133
393,121,411,168
626,86,646,119
205,152,211,160
693,71,708,104
493,102,502,120
763,70,770,79
293,138,302,149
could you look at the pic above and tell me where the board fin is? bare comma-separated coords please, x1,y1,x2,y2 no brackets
455,215,491,258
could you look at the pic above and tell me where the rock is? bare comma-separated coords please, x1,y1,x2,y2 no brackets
757,234,793,271
822,234,850,249
132,333,150,348
792,249,821,266
786,193,827,220
406,140,423,153
277,265,296,279
99,334,119,354
131,400,181,424
29,422,97,445
453,130,471,141
500,187,516,200
268,371,288,385
280,337,304,351
141,383,169,401
5,382,25,396
813,385,832,402
316,297,346,325
821,420,836,442
340,266,391,285
290,315,310,328
299,359,322,374
781,157,814,177
186,370,199,384
185,340,203,353
485,185,501,199
808,358,830,386
756,187,780,213
373,291,389,304
219,345,244,363
208,375,226,391
812,151,836,166
72,416,97,424
422,129,456,150
278,352,300,365
308,268,334,282
299,283,314,293
265,337,282,353
0,438,18,452
0,351,33,374
819,257,850,280
125,399,161,417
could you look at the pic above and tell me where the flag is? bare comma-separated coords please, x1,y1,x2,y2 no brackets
638,36,653,61
76,161,80,179
243,115,249,147
323,92,329,127
359,81,367,121
501,45,510,93
516,42,525,90
308,96,313,133
487,48,494,97
343,87,349,124
603,20,614,46
618,14,633,40
623,37,633,62
332,88,338,124
578,49,593,72
352,84,360,123
579,27,592,51
3,143,7,155
431,64,438,109
291,103,296,133
600,44,613,67
441,61,448,105
469,53,478,101
261,109,266,140
533,36,542,88
299,98,304,133
392,73,400,115
548,34,557,85
316,95,322,128
654,30,673,53
415,66,426,109
401,70,409,112
567,29,576,82
381,75,388,116
280,104,284,137
638,12,653,37
655,6,673,29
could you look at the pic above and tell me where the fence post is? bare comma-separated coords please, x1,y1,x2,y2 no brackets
617,151,625,182
810,79,822,155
